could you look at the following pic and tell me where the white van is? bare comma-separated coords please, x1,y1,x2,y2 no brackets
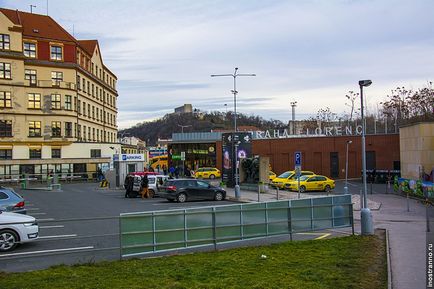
147,175,170,197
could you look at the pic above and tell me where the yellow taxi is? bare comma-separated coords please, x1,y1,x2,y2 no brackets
285,175,335,193
268,171,277,182
194,167,221,179
270,170,315,189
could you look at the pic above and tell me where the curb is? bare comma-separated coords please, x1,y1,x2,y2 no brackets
385,228,393,289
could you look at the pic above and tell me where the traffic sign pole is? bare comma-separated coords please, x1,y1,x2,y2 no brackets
295,152,302,199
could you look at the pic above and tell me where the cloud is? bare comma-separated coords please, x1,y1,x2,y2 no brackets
4,0,434,128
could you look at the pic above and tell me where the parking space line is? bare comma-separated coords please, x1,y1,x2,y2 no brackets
314,233,331,240
39,225,65,229
30,212,46,216
38,234,77,239
0,246,94,257
26,208,40,211
36,218,55,222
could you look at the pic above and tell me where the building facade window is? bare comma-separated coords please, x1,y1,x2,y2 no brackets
0,34,10,50
51,71,63,86
28,121,41,137
88,104,91,118
51,94,61,110
90,149,101,158
51,148,61,158
77,75,81,91
65,122,72,137
92,127,95,141
83,126,86,141
92,106,95,119
77,100,81,114
0,92,12,108
25,69,37,86
87,81,90,95
51,121,61,137
28,93,41,109
0,63,11,79
77,124,81,140
82,79,86,92
83,101,86,116
50,45,62,61
0,149,12,159
65,95,72,110
29,149,42,159
23,42,36,58
0,120,12,137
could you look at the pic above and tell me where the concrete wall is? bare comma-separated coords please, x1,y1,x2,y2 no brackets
400,122,434,179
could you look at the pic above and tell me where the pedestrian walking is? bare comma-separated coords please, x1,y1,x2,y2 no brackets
140,175,150,199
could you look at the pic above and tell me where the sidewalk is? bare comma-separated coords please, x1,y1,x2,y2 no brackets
225,187,426,289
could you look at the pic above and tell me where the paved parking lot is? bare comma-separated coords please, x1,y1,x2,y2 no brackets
1,181,355,272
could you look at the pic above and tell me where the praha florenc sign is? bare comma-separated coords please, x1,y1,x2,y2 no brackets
251,125,364,139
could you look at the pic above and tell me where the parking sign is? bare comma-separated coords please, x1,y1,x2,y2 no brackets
295,152,302,166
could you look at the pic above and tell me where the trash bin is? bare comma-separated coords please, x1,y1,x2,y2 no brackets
20,179,26,189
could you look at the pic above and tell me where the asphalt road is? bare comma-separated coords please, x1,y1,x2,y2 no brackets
0,181,355,272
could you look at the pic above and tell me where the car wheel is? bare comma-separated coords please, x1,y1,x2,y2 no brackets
324,185,331,192
177,193,187,203
209,174,215,179
0,229,19,252
299,185,306,193
215,191,224,201
149,189,155,198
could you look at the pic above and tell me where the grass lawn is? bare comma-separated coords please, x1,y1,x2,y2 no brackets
0,235,387,289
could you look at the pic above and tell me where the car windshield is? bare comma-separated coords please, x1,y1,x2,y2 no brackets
148,178,156,184
278,171,293,178
297,175,310,181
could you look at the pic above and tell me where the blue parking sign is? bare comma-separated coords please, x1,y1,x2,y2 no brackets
295,152,302,166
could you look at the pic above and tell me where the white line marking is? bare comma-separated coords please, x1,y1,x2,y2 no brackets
39,225,64,229
0,246,94,257
36,218,55,222
26,208,40,211
38,234,77,239
346,182,358,187
30,212,46,216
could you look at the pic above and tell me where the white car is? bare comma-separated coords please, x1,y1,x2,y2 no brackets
0,211,39,252
147,175,170,197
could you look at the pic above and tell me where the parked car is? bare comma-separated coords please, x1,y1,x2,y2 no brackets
194,167,221,179
0,187,26,214
286,175,335,192
159,179,226,203
270,170,315,189
0,211,38,252
147,175,170,197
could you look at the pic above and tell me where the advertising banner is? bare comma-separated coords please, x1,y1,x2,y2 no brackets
222,132,252,188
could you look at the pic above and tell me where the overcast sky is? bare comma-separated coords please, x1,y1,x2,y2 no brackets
3,0,434,128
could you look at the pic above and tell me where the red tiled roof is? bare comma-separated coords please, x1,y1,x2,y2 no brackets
0,8,76,43
78,40,97,55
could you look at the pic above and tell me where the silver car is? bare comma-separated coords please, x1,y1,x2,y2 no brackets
0,187,26,214
147,175,170,198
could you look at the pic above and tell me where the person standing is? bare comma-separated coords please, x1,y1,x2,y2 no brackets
169,166,175,178
140,175,150,199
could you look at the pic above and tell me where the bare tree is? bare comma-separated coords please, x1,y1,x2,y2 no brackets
345,91,359,123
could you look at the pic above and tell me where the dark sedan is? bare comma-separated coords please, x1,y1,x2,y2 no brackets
159,179,226,203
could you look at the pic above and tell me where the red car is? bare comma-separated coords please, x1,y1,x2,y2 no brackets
129,171,159,177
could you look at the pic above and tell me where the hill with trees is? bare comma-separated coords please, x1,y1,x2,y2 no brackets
121,111,287,145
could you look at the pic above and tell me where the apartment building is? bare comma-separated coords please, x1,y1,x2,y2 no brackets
0,8,120,178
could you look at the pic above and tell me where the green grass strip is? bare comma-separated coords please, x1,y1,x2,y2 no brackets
0,235,386,289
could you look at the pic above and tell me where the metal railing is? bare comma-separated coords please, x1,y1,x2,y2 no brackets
120,194,354,258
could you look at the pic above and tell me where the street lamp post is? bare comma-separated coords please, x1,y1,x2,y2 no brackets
359,79,374,235
211,68,256,199
344,140,352,194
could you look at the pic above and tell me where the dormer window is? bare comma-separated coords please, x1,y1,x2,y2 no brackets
23,42,37,58
50,45,63,61
0,34,10,50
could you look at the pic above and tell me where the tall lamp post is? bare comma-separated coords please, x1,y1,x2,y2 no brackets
344,140,352,194
211,68,256,198
359,79,374,235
